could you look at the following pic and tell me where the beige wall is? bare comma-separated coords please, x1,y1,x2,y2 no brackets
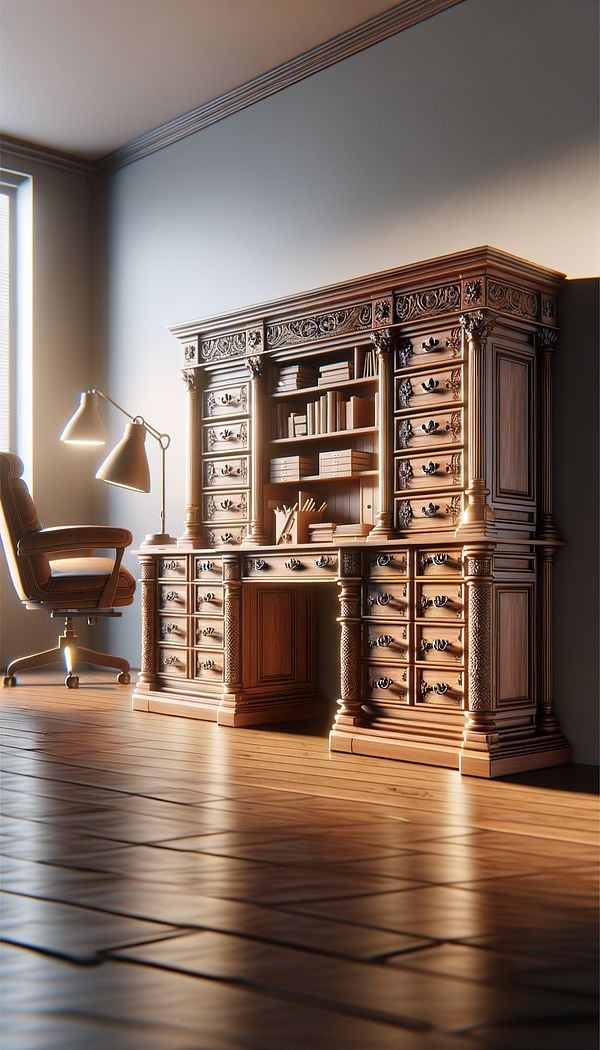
0,151,95,663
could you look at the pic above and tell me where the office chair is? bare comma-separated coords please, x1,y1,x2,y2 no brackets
0,452,136,688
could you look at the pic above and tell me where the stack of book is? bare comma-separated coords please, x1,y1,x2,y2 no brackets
318,449,374,476
270,455,317,482
308,522,336,543
345,395,374,429
318,360,352,385
277,364,315,391
334,523,372,540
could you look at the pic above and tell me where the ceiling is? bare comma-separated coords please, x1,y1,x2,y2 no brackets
0,0,401,160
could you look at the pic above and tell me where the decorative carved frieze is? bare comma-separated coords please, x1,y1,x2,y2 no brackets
266,304,372,348
200,331,247,362
183,341,198,364
462,278,484,306
487,280,538,320
246,328,263,351
373,297,393,326
395,282,461,322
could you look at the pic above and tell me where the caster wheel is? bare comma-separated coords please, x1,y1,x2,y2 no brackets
117,672,131,686
3,675,16,687
65,674,79,689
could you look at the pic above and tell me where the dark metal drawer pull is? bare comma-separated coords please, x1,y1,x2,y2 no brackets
371,677,393,690
163,590,181,603
198,592,214,603
250,558,266,571
419,638,450,656
421,378,439,393
421,461,439,476
421,338,440,353
314,555,332,569
369,591,393,607
433,595,449,608
162,560,180,571
369,634,393,649
161,622,178,636
162,655,181,667
198,560,214,571
219,499,234,510
220,532,234,543
420,420,439,434
285,558,302,571
200,659,215,670
201,626,215,637
422,503,440,517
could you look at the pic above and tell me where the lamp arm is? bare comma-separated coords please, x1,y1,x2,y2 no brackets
91,389,171,449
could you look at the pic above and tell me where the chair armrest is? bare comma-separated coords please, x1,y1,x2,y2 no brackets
18,525,133,556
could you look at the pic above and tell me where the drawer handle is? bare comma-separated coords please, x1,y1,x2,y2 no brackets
422,502,440,517
201,626,215,637
373,553,393,568
421,378,439,393
219,428,234,440
161,622,178,636
368,592,393,607
219,499,235,510
314,555,332,568
371,677,394,690
200,659,215,670
285,558,302,571
369,634,393,648
421,338,440,353
420,552,450,572
250,558,266,571
433,595,449,608
420,680,449,699
198,560,214,571
163,590,181,603
162,654,181,667
420,420,439,434
220,532,234,543
421,461,439,476
218,393,240,406
220,464,236,475
433,682,449,694
162,560,180,571
419,638,450,656
198,592,214,603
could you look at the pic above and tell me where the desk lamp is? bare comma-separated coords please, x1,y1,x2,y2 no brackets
61,390,174,546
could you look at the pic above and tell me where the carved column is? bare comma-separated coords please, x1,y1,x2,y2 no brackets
179,369,205,548
462,547,498,747
242,354,269,547
222,553,243,696
137,554,159,691
333,551,364,727
367,329,395,541
536,327,560,733
457,311,496,537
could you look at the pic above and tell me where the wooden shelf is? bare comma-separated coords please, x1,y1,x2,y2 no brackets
270,470,378,484
270,426,378,445
272,376,377,399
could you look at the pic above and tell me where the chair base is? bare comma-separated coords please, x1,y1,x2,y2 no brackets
3,616,130,688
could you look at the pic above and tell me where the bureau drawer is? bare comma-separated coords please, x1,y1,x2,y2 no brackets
395,409,463,451
395,326,463,371
395,494,463,533
364,581,409,619
158,647,188,678
194,556,223,581
203,383,249,419
395,366,463,413
194,617,225,649
194,584,224,616
243,552,338,579
416,582,464,620
395,451,463,493
205,525,247,547
194,652,224,683
416,624,464,664
158,616,188,644
203,419,249,454
204,455,249,489
364,663,409,703
365,622,409,660
202,490,248,523
158,556,187,580
159,584,188,613
417,549,463,577
416,667,464,707
364,550,408,578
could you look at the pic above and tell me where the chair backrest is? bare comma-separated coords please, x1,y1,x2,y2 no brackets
0,453,51,602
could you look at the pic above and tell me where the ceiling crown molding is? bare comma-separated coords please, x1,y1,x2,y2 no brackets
0,134,97,177
99,0,465,174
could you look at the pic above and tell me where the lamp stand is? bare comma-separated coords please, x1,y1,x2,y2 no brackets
140,439,175,547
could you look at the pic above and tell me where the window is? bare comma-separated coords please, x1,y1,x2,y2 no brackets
0,170,33,484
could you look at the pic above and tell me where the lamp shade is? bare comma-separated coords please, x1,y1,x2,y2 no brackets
60,391,107,445
95,421,151,492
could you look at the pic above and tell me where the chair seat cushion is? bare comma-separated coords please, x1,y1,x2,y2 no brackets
47,556,136,606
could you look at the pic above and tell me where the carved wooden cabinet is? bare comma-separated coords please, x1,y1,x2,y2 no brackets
132,247,571,776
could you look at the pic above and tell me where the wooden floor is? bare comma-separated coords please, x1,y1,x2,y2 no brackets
1,672,598,1050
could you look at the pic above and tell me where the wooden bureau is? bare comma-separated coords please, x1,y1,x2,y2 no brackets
132,246,572,777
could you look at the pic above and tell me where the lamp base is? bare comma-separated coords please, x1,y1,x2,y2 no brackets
140,532,177,547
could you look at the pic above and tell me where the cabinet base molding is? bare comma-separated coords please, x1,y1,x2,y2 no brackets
330,724,572,778
132,686,324,727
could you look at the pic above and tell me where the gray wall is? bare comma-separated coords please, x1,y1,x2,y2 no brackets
0,151,95,663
